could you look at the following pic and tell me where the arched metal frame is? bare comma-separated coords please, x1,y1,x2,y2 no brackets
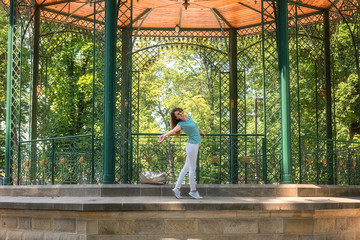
4,0,360,185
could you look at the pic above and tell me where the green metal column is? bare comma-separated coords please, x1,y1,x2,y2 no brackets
324,10,334,184
121,27,131,183
278,0,292,184
4,0,15,185
103,0,117,184
229,27,238,184
30,6,41,183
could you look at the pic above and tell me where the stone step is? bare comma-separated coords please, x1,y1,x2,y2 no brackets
0,184,359,197
0,195,359,212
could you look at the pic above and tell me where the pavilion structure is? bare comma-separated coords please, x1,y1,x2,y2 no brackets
2,0,360,185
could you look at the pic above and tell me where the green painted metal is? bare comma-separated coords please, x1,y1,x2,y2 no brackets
51,139,55,184
262,138,267,183
278,0,292,184
262,0,282,184
131,133,264,184
5,0,360,186
120,27,132,183
30,7,41,183
324,10,334,184
103,0,117,184
4,0,14,186
295,4,302,184
229,27,238,184
300,136,360,185
261,1,268,185
18,135,92,184
92,0,106,185
115,0,133,184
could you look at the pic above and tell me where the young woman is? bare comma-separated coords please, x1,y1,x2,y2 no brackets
158,108,205,199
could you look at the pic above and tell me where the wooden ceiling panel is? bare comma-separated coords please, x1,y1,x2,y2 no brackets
296,6,319,16
179,8,219,28
140,7,219,28
3,0,345,30
140,8,180,28
134,0,241,9
290,0,331,9
45,2,92,17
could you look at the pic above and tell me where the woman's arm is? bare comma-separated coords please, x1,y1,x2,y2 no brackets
158,125,182,143
198,128,206,137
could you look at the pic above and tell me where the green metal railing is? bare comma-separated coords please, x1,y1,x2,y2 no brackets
299,136,360,185
131,133,265,184
10,134,360,185
16,135,94,185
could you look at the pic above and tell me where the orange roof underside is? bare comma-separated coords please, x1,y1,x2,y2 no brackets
3,0,337,29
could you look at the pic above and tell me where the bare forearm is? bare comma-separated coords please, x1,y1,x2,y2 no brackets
164,127,180,137
158,125,182,143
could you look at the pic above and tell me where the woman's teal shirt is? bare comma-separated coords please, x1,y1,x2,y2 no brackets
177,116,202,144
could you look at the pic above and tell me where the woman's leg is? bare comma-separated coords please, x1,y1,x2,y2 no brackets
187,143,200,192
175,143,190,189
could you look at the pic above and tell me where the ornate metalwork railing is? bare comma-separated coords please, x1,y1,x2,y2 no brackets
299,136,360,185
12,134,360,185
131,133,266,184
16,135,94,185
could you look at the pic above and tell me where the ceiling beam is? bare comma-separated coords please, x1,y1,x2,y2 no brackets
328,0,342,10
238,2,273,20
289,1,326,11
238,2,261,14
133,8,152,23
138,27,229,32
237,10,323,31
82,8,104,19
211,8,232,28
42,0,76,7
42,7,98,25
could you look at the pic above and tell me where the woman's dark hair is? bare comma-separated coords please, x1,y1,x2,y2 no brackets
171,108,182,137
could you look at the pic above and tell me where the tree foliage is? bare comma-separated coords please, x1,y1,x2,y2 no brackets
1,12,360,184
0,7,8,171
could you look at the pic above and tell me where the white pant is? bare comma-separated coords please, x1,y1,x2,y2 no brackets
175,143,200,191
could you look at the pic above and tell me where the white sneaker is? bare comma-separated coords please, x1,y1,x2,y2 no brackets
189,191,203,199
172,188,182,199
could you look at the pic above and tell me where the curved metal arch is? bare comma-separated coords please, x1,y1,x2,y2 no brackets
132,8,153,47
327,0,360,75
236,39,263,73
42,1,92,55
211,8,229,53
288,8,323,61
133,41,229,73
133,42,227,55
40,28,93,56
237,40,262,57
21,0,46,43
133,43,228,73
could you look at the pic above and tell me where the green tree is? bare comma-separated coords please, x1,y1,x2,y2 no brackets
40,35,94,137
0,6,8,172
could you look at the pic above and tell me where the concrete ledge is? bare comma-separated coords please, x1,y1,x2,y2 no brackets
0,185,359,239
0,184,359,197
0,196,359,211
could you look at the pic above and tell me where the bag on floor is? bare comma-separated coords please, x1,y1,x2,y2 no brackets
140,171,166,185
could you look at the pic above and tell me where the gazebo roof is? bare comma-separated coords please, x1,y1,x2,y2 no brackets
1,0,339,30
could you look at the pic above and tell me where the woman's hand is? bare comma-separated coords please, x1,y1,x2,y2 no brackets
158,126,181,143
158,135,166,143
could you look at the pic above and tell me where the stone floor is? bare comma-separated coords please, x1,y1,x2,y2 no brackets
0,184,358,211
0,184,359,239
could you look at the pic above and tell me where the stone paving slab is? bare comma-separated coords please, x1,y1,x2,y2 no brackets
0,184,360,197
0,196,359,211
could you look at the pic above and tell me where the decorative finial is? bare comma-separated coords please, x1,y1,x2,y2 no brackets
183,0,190,10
